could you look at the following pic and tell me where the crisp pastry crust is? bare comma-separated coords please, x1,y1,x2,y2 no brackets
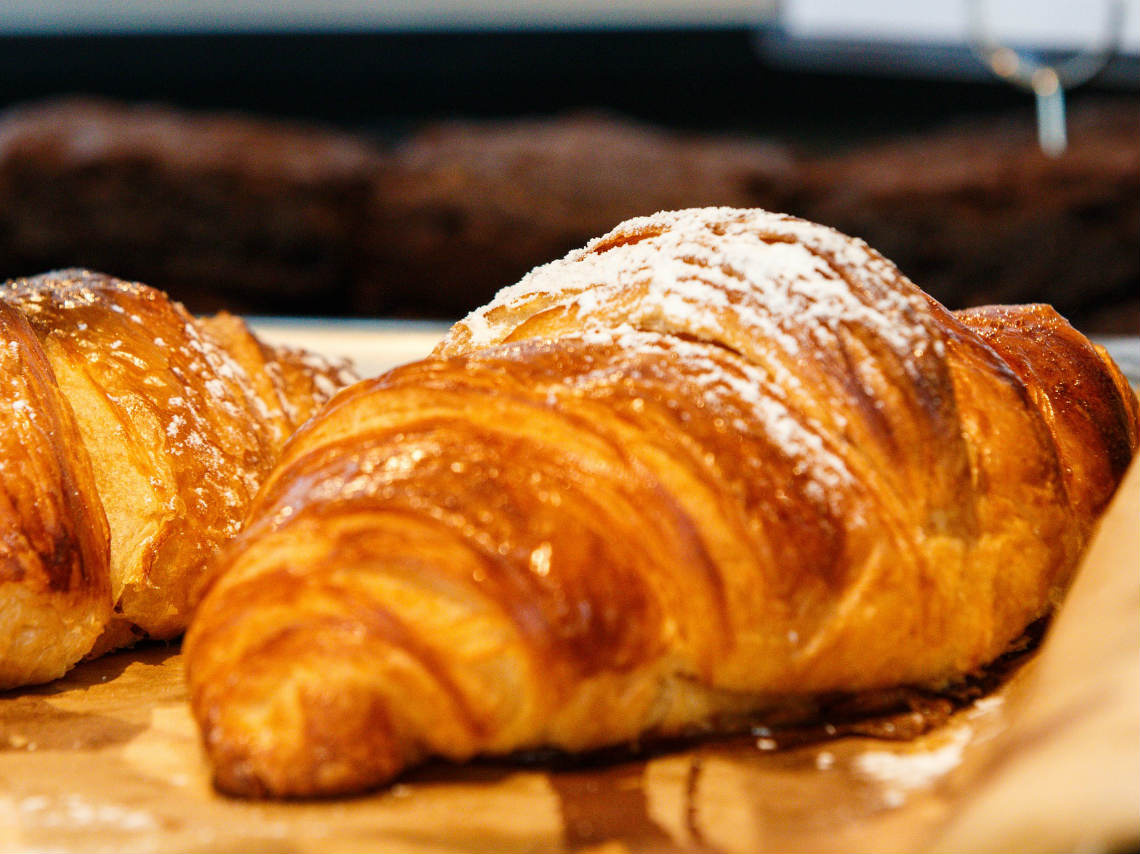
196,311,357,452
185,208,1138,798
0,302,111,689
1,269,355,685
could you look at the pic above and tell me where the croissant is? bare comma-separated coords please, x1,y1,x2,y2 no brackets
185,208,1138,797
0,269,355,688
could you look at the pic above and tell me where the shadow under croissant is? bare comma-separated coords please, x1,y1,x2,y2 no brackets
444,617,1047,769
215,616,1048,805
212,619,1039,851
0,643,179,752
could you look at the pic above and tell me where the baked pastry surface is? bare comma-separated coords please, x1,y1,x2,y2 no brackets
185,208,1138,797
0,301,111,688
0,269,355,685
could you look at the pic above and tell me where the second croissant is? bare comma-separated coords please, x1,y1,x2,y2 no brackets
0,270,356,689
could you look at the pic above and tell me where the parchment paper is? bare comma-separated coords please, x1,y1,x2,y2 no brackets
0,437,1135,854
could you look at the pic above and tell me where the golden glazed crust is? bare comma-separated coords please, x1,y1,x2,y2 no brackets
0,269,355,685
185,208,1138,798
0,302,111,689
195,311,357,453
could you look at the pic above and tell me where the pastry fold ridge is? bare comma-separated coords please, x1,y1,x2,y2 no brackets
1,269,355,687
184,208,1138,797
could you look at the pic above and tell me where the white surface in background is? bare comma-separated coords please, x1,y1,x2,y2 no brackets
4,0,1133,51
784,0,1140,53
249,319,448,379
0,0,774,35
249,319,1140,387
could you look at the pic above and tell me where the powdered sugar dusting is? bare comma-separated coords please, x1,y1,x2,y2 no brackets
17,793,159,831
296,347,357,402
451,207,935,363
438,208,946,511
4,268,273,547
852,724,973,806
556,328,853,508
0,334,43,476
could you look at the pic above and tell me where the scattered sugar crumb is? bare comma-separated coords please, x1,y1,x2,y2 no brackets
852,724,972,794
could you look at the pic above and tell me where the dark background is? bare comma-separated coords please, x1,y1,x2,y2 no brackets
0,26,1133,139
0,23,1136,331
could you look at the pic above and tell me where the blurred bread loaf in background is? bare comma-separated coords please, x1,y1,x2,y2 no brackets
0,95,1136,332
791,103,1140,334
359,113,797,316
0,98,379,315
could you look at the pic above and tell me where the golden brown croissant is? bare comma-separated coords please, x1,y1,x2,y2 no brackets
0,300,111,688
0,269,355,687
185,208,1138,797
